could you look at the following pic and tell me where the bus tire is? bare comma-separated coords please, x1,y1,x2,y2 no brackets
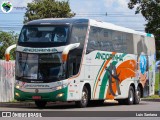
125,86,134,105
35,101,47,108
134,86,141,104
75,86,89,108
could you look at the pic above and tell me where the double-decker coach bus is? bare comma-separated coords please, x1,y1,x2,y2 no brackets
6,18,156,108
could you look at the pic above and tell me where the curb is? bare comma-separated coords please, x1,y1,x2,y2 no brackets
0,101,73,108
0,102,35,107
141,98,160,102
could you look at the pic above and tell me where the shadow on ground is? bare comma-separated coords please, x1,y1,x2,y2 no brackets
0,101,148,110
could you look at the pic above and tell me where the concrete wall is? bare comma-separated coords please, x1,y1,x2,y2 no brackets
0,60,15,102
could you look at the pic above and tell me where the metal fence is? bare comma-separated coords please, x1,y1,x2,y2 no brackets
0,60,15,102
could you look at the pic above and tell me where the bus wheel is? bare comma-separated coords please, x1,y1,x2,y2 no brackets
126,86,134,105
76,86,89,108
35,101,47,108
134,86,141,104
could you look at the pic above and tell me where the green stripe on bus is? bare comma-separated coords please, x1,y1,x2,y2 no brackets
99,61,117,99
99,71,109,99
98,53,126,99
92,60,105,98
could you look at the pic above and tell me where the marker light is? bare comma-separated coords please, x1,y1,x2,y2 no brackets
16,85,20,89
62,54,68,63
15,93,20,97
56,86,62,90
56,93,63,98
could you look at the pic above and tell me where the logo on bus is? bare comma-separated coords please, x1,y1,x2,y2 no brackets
23,48,58,53
95,52,123,61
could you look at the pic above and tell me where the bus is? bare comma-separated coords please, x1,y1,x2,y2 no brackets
6,18,156,108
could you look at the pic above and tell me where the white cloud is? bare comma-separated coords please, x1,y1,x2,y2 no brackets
103,0,130,12
117,0,128,9
103,0,115,7
7,0,33,7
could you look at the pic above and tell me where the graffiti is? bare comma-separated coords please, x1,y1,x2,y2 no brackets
139,54,147,75
106,63,121,96
137,53,150,97
137,54,148,88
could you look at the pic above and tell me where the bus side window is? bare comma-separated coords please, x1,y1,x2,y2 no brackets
87,40,96,53
87,26,101,53
67,52,81,77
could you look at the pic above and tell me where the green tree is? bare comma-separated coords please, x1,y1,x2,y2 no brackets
24,0,75,23
0,31,18,60
128,0,160,60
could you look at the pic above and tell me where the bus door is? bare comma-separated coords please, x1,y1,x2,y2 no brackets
67,50,82,99
67,50,82,78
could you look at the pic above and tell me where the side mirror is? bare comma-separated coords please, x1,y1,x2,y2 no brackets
61,43,80,63
5,44,16,61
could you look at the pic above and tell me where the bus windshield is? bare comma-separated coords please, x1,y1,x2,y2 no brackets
19,25,69,43
15,52,65,83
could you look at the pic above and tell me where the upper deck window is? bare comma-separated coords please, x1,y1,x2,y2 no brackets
18,25,69,44
70,24,88,48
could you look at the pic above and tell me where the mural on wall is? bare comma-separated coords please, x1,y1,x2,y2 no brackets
137,36,149,97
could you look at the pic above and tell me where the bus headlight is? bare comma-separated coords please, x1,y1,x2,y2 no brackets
56,93,64,98
16,85,20,89
15,93,20,97
56,86,62,90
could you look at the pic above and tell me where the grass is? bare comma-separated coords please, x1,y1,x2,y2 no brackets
146,95,160,99
9,99,18,102
145,73,160,99
155,72,160,93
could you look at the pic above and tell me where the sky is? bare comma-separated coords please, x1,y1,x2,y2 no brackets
0,0,146,33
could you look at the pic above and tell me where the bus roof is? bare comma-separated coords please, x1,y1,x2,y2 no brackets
26,18,89,25
89,19,154,37
26,18,154,38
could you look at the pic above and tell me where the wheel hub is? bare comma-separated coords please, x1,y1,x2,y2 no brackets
82,91,87,104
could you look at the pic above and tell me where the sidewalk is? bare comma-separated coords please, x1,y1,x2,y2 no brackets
141,98,160,102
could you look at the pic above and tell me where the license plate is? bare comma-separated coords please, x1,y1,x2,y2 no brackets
32,96,41,100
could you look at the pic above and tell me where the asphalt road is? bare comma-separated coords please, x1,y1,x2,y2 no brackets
0,100,160,120
0,100,160,111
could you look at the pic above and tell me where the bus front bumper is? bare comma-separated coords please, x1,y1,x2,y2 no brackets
14,87,68,102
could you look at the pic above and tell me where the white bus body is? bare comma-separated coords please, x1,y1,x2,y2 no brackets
13,19,156,108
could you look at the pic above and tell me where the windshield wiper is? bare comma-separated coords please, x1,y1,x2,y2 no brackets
18,75,32,79
22,54,28,77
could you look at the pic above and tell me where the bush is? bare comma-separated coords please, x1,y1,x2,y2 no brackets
0,31,18,60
